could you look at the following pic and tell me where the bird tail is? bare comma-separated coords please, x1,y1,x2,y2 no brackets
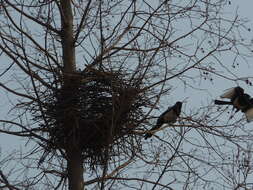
214,100,233,105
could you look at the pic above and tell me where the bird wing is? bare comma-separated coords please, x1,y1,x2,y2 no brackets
155,107,173,128
245,107,253,122
144,110,168,139
220,87,236,99
145,105,178,140
155,116,164,128
163,109,177,124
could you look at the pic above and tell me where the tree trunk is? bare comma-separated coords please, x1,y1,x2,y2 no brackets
60,1,83,190
60,0,76,73
66,148,84,190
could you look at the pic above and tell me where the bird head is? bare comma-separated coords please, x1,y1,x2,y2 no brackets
174,101,183,115
234,86,244,96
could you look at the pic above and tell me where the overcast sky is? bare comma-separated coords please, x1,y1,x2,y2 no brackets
1,1,253,189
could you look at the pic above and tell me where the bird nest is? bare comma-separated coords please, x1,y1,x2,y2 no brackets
38,67,148,168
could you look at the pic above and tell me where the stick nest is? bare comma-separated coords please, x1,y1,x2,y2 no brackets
39,68,149,168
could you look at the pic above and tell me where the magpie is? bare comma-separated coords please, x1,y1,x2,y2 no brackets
214,86,249,112
144,101,182,139
215,86,253,122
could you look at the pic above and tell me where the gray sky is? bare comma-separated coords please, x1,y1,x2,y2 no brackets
1,0,253,189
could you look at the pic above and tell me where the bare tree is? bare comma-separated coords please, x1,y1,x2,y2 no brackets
0,0,253,189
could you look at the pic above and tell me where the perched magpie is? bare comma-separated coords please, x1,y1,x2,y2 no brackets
144,101,182,139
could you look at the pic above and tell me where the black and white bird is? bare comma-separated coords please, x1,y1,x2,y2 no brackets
144,101,182,139
214,86,249,112
214,86,253,122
